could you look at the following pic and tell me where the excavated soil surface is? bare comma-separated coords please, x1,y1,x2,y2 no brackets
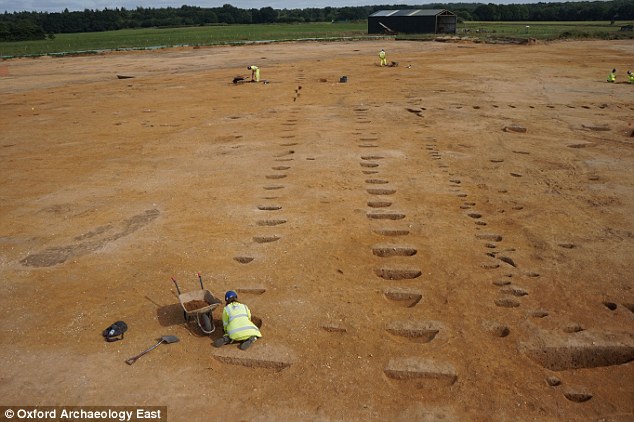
0,39,633,421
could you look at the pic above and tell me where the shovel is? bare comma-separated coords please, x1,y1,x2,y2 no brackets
125,335,179,365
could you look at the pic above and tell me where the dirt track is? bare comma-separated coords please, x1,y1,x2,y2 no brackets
0,39,633,421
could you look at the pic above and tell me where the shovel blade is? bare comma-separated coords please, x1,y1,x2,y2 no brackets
161,335,180,344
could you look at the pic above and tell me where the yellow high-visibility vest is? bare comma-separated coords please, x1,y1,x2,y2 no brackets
222,302,261,341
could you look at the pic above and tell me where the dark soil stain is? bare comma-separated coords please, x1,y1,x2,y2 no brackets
21,209,160,267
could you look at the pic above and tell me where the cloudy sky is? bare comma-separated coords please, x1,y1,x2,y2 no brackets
2,0,576,14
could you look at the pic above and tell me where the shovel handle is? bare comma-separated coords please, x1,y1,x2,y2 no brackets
197,272,204,290
125,339,164,365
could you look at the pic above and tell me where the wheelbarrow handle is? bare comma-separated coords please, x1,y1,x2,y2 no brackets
171,276,182,295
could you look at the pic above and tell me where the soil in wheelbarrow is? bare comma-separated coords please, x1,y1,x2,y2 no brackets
183,299,210,312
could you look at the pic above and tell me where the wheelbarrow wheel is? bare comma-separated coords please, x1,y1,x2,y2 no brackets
198,313,212,333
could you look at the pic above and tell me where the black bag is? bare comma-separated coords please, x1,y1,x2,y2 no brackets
102,321,128,342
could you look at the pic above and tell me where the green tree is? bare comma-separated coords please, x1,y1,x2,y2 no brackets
12,20,45,40
259,7,277,23
474,4,500,21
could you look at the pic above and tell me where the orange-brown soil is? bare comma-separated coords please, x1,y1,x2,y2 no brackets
0,39,633,421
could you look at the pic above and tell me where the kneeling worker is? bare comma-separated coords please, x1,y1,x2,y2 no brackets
214,290,261,350
248,65,260,82
607,68,616,83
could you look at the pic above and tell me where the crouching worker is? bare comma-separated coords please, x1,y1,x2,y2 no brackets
248,65,260,82
213,290,261,350
607,68,616,83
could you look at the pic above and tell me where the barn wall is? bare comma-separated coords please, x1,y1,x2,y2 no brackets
368,14,457,35
437,16,457,34
368,17,436,34
368,18,384,34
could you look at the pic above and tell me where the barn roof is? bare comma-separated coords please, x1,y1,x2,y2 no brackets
369,9,453,17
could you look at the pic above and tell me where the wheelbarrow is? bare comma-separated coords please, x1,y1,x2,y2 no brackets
171,273,221,335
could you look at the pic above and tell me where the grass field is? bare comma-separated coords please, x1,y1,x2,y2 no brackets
0,22,369,58
458,20,632,38
1,20,632,58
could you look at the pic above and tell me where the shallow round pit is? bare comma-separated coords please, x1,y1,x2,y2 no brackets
256,219,287,226
253,235,280,243
367,212,405,220
374,229,409,236
384,290,422,307
476,233,503,242
372,246,417,257
375,267,422,280
564,391,593,403
236,287,266,295
367,201,392,208
257,205,282,211
367,188,396,195
494,298,520,308
602,301,617,311
386,327,439,343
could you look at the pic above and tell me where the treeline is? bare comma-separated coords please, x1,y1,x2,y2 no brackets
2,1,633,41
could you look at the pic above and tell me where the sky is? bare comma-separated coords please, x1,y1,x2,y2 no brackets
1,0,584,14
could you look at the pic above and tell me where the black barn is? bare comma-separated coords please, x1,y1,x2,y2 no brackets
368,9,457,35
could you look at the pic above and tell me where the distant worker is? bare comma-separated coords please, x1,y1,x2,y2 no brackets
213,290,261,350
248,65,260,82
627,70,634,84
379,49,387,67
607,68,616,83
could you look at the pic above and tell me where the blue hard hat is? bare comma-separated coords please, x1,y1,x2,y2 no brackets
225,290,238,303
